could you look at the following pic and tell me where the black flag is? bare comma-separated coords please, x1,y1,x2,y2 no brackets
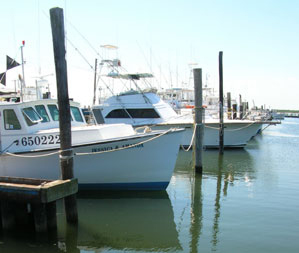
0,72,6,86
7,55,20,70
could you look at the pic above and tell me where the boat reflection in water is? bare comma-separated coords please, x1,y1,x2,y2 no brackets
0,149,255,253
168,149,254,252
56,191,182,252
0,191,181,252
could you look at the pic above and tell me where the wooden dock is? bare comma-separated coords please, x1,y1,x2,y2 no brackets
0,176,78,233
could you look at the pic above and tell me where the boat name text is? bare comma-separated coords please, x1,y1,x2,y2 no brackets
92,143,144,153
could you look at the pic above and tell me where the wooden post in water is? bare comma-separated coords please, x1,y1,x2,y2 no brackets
0,202,16,230
232,104,237,119
239,94,242,119
218,52,224,154
227,92,231,119
243,102,248,117
193,68,204,174
239,104,244,119
46,202,57,230
50,7,78,223
32,203,48,233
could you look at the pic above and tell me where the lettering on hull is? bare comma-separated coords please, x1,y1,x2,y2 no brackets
15,135,60,147
92,143,144,153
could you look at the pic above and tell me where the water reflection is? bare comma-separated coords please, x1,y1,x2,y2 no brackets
58,191,181,252
190,173,202,253
170,149,255,252
0,191,181,252
212,155,223,251
175,149,255,182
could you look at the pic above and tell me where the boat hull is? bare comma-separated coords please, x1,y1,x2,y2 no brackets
151,122,263,148
0,130,183,190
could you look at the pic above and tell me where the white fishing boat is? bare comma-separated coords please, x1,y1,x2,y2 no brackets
93,89,277,148
0,99,184,190
91,54,279,148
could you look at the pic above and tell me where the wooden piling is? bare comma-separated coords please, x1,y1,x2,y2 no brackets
239,94,242,119
15,203,29,226
239,104,244,119
232,104,237,119
227,92,231,119
0,177,77,233
1,201,16,230
193,68,204,174
46,202,57,230
32,203,48,233
218,52,224,154
50,7,78,224
243,102,248,118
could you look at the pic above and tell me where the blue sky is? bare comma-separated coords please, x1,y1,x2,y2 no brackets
1,0,298,109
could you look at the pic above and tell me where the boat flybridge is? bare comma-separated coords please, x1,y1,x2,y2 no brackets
0,99,184,190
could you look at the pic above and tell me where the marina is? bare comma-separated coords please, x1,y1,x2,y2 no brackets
1,2,299,253
0,117,298,252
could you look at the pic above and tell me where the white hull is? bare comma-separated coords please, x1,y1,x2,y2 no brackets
151,121,263,148
0,130,183,190
94,92,271,149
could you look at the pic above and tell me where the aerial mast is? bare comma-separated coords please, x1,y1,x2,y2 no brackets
20,40,26,101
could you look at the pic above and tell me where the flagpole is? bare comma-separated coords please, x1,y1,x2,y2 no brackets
20,41,26,101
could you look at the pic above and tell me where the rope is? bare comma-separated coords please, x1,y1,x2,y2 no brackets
204,121,256,131
135,125,152,133
75,128,173,156
181,123,198,152
5,149,61,158
0,140,19,154
260,124,271,132
59,148,74,162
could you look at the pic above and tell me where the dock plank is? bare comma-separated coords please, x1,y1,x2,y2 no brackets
0,177,78,203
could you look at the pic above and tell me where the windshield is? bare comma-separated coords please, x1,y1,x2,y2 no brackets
71,106,84,122
22,107,42,125
35,105,50,123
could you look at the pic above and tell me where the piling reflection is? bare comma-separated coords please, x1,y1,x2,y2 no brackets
211,155,223,251
190,173,203,253
171,149,255,252
175,149,255,182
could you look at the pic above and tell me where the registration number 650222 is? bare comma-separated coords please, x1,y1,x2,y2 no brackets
17,135,60,146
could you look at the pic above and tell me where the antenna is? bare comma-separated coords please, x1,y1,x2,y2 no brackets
20,40,26,101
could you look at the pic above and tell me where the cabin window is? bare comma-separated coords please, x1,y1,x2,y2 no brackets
105,108,160,119
48,104,59,121
127,109,160,118
71,106,84,122
3,109,21,130
106,109,130,118
92,108,105,124
22,107,42,126
35,105,50,123
47,104,74,121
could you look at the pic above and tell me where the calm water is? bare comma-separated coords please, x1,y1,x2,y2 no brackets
1,118,299,252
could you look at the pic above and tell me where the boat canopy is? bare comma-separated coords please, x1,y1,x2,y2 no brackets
107,73,154,80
